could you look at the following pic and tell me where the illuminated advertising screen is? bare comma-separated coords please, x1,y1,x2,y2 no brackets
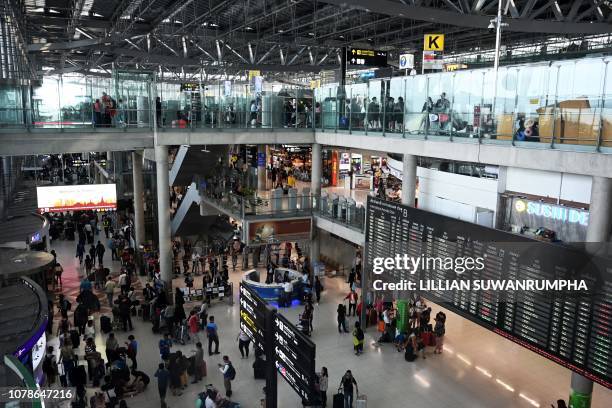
36,184,117,213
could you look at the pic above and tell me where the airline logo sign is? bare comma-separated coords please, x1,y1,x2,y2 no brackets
424,34,444,51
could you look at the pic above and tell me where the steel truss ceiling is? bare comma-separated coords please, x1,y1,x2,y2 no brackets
21,0,612,76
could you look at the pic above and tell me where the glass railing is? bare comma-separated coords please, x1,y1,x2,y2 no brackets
199,183,367,232
2,55,610,152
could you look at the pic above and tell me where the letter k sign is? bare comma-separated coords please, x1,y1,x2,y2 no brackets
424,34,444,51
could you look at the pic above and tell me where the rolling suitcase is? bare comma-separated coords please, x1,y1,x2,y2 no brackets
355,394,367,408
332,389,344,408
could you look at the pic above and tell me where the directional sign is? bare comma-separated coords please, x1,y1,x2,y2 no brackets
399,53,414,69
347,48,387,67
424,34,444,51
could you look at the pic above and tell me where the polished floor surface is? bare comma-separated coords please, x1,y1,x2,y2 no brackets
47,238,612,408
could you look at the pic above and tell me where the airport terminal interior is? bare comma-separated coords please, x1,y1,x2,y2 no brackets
1,1,612,407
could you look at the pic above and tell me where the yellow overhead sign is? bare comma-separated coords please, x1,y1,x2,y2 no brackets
424,34,444,51
248,70,261,80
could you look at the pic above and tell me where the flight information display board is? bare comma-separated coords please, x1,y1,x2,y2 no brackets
274,313,316,402
364,197,611,389
239,283,267,352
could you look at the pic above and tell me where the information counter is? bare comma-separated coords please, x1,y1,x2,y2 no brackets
242,268,308,304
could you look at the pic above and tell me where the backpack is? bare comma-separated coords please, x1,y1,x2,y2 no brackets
355,328,364,341
226,363,236,380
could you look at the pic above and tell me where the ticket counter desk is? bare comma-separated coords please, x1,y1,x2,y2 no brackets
242,268,307,304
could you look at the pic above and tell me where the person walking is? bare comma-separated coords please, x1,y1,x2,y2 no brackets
76,242,85,265
104,277,116,307
337,304,348,333
218,356,235,398
341,370,358,408
318,367,328,408
105,332,119,363
237,330,251,359
191,342,205,384
314,276,323,304
206,316,220,356
126,335,138,370
73,301,89,336
154,363,170,408
96,241,105,266
352,321,365,356
42,346,58,386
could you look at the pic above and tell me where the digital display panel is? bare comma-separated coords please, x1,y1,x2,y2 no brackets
347,48,388,67
274,313,316,402
36,184,117,212
365,196,611,389
239,284,267,352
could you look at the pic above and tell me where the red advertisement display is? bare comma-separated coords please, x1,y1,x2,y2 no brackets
36,184,117,213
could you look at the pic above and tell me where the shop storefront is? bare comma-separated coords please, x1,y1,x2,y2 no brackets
500,195,589,242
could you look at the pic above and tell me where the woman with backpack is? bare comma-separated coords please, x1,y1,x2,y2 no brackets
352,321,365,356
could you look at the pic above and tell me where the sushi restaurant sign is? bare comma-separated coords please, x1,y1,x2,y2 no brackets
514,200,589,226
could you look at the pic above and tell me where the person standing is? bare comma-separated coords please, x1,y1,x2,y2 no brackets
191,342,205,384
118,295,133,331
341,370,358,408
154,363,170,408
344,289,358,317
42,346,58,386
237,330,251,359
58,294,71,319
352,321,365,356
73,301,89,336
126,335,138,370
318,367,328,408
104,277,116,307
118,270,128,295
105,332,119,363
206,316,220,356
188,310,200,343
337,303,348,333
433,311,446,354
89,244,97,266
96,241,106,266
159,333,173,361
218,356,235,398
314,276,323,304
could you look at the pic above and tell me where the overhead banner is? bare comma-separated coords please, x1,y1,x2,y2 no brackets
37,184,117,213
347,48,387,67
246,217,312,245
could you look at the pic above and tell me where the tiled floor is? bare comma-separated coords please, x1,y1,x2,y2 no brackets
47,238,611,408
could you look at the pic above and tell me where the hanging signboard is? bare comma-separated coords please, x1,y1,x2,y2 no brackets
424,34,445,51
399,53,414,69
422,50,444,70
347,48,387,67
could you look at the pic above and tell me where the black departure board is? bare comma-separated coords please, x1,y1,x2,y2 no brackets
239,283,317,403
274,313,317,402
365,197,611,389
239,284,268,352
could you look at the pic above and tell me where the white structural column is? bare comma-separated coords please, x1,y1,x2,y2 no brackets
585,176,612,245
571,176,612,407
132,150,145,249
401,153,417,207
155,145,173,296
257,144,267,192
310,143,322,272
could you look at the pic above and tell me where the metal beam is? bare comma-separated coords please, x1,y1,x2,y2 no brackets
519,0,538,18
319,0,612,34
223,42,248,64
257,44,278,64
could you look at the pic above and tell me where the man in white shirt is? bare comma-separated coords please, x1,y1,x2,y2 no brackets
191,251,199,275
282,280,293,307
